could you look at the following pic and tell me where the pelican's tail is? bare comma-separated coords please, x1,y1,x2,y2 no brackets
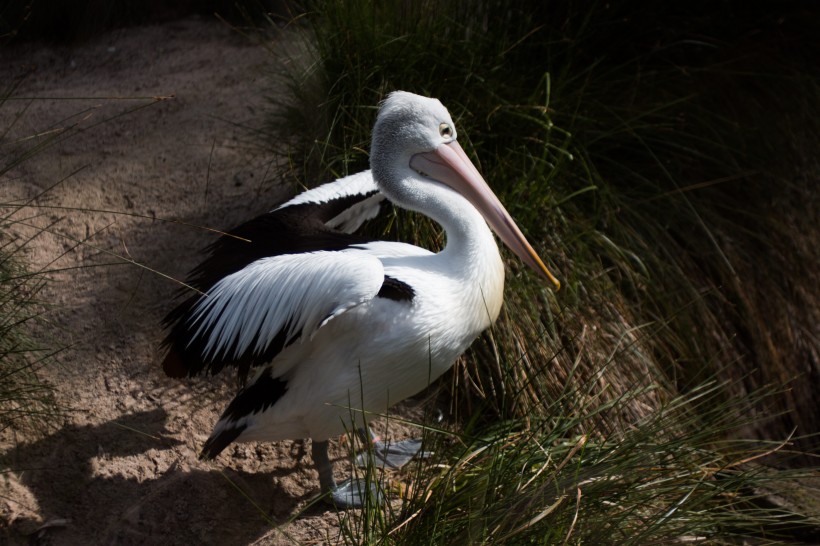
199,368,289,460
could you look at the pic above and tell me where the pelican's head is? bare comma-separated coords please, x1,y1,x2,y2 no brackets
371,92,456,156
370,91,560,290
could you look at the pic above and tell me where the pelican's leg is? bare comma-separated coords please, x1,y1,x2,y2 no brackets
312,440,337,494
312,439,380,508
355,428,430,470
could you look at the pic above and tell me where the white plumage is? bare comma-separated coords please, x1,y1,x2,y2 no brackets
162,91,559,507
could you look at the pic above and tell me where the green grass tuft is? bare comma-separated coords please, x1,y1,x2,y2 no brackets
0,81,61,434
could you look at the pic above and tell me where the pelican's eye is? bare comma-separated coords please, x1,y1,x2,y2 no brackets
439,123,453,139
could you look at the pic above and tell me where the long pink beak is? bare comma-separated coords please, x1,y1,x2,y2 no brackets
410,141,561,290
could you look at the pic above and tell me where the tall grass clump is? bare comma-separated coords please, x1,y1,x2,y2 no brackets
264,0,819,541
0,83,61,434
0,242,56,433
373,379,817,544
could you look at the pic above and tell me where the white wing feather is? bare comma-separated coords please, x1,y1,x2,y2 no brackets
276,171,377,209
275,171,384,233
188,250,384,361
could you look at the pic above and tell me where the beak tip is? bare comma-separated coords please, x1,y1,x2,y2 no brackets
535,260,561,291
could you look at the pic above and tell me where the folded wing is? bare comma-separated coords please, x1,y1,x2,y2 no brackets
162,171,386,379
165,250,383,378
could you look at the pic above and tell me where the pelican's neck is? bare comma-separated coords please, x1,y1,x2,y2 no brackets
378,168,506,320
426,183,499,269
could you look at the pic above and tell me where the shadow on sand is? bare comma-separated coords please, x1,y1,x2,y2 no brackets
1,408,325,545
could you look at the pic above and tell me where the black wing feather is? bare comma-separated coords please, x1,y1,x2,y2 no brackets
283,190,380,226
377,276,416,301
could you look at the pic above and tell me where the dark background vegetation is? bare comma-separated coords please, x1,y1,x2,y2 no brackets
0,0,276,42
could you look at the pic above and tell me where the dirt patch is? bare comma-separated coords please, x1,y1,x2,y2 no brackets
0,16,375,545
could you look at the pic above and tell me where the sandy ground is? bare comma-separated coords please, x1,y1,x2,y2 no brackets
0,17,381,545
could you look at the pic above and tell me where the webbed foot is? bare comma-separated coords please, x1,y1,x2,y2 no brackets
327,478,383,508
355,435,431,469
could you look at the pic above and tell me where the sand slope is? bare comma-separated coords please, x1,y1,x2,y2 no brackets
1,17,351,545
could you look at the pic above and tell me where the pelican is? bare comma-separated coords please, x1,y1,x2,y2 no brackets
161,91,560,507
